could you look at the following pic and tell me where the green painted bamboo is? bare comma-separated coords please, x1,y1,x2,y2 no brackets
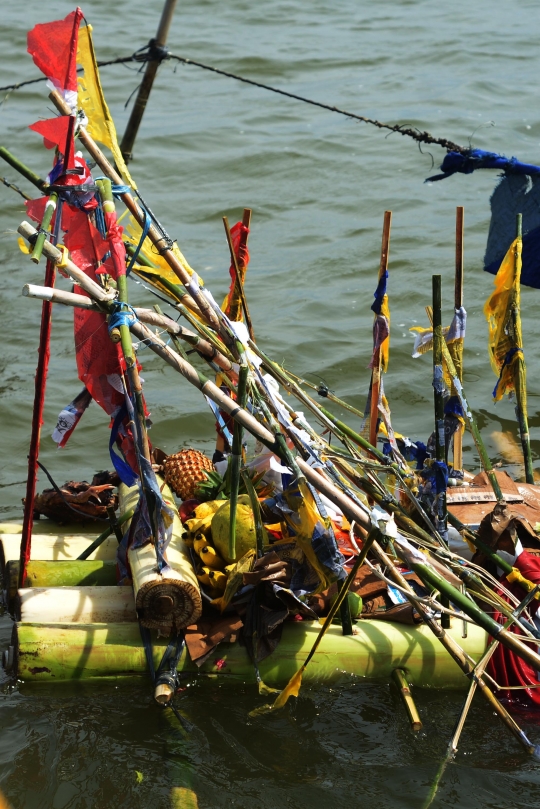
285,370,364,419
392,668,422,731
511,214,534,484
432,276,450,627
229,364,249,560
439,336,504,501
0,145,49,193
371,539,538,755
30,192,58,264
408,558,540,672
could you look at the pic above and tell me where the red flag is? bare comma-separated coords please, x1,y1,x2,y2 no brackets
29,116,71,150
27,8,83,100
101,210,127,280
223,221,250,318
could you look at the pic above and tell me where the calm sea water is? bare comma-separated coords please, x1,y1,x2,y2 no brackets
1,1,540,806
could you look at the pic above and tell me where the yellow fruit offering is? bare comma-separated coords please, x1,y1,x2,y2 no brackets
211,495,265,564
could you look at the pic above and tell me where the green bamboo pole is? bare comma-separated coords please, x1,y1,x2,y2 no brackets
96,179,151,466
511,214,534,484
432,275,450,627
229,363,249,560
0,145,49,193
401,554,540,672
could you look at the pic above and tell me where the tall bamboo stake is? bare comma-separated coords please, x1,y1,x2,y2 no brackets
369,211,392,452
120,0,178,162
17,205,61,589
453,206,464,473
511,214,534,484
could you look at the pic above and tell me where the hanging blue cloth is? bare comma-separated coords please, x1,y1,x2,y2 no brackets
371,270,388,315
109,404,139,486
426,149,540,182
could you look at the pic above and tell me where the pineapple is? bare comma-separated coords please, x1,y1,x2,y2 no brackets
163,448,214,501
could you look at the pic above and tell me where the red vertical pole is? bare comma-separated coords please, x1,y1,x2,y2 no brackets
18,257,56,587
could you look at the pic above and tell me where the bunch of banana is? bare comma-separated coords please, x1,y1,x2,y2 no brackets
181,500,223,546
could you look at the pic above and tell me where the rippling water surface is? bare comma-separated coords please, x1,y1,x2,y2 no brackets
1,1,540,806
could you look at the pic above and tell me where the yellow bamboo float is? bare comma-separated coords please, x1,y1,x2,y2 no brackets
120,480,202,633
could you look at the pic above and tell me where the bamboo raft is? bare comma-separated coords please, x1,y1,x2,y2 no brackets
2,14,540,799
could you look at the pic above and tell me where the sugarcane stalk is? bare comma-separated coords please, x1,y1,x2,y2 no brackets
369,211,391,451
229,363,249,560
30,191,58,264
392,668,422,731
223,215,255,340
371,540,539,756
49,88,222,332
511,214,534,484
453,206,464,473
0,145,49,193
120,0,177,161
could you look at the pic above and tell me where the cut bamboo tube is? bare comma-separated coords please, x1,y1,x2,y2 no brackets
453,206,464,473
392,668,422,731
120,481,202,633
19,586,135,624
1,535,118,571
6,559,117,604
18,222,116,304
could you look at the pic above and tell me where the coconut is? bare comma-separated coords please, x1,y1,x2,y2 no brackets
211,495,262,563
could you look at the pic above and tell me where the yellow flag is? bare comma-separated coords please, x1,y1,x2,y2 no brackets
124,216,197,284
77,24,136,189
484,237,522,401
379,293,390,372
